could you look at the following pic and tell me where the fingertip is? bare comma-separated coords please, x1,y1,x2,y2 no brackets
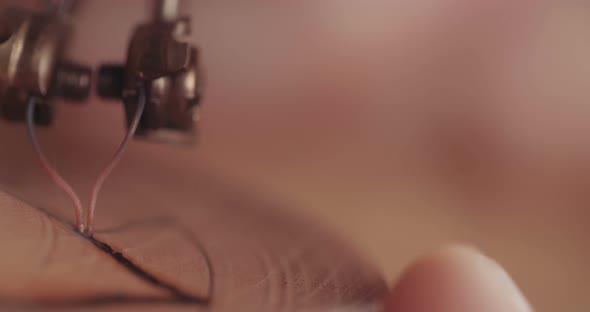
384,245,532,312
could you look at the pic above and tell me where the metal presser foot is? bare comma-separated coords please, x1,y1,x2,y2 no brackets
97,0,204,145
0,0,91,126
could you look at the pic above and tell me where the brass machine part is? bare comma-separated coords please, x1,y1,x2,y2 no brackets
97,0,203,144
0,3,91,126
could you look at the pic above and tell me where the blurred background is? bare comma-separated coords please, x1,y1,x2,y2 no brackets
2,1,590,311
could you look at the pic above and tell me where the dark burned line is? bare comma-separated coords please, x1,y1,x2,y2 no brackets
90,216,216,303
0,233,213,309
87,235,210,305
0,191,214,309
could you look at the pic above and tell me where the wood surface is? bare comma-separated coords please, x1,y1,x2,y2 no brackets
0,125,386,312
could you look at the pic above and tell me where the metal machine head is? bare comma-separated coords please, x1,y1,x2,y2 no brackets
97,0,204,145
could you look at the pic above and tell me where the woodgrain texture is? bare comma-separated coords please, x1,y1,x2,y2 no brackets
0,127,386,312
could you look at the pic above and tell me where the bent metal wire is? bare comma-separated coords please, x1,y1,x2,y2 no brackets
1,0,205,234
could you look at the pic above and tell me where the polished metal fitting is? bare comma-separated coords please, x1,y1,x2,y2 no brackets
97,0,204,144
0,3,91,126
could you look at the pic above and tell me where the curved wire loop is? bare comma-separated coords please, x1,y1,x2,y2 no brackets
27,97,85,232
86,88,146,234
27,88,146,235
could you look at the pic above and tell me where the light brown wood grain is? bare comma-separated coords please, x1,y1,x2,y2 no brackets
0,129,386,311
